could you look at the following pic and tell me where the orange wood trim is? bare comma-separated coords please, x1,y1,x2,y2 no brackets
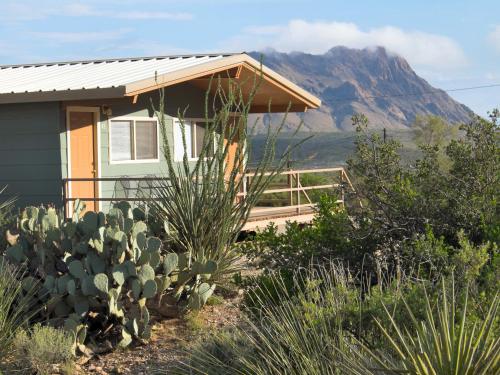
235,65,243,79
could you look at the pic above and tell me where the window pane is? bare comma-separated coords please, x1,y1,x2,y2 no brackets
110,121,132,161
174,120,192,161
194,122,214,157
136,121,158,160
195,122,205,158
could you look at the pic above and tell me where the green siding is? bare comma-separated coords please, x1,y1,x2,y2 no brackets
0,102,63,207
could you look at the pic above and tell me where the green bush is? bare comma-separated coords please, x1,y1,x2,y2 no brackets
13,325,74,375
347,110,499,247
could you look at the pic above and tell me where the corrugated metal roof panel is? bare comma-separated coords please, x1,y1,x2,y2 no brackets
0,54,236,94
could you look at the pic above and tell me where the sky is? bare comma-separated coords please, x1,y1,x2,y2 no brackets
0,0,499,116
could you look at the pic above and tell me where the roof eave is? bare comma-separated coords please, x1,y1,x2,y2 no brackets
124,53,321,111
0,87,126,105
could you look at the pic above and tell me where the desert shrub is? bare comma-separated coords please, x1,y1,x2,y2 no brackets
241,195,375,274
171,265,348,374
244,110,498,289
244,216,497,330
170,264,498,375
13,325,74,375
339,280,500,375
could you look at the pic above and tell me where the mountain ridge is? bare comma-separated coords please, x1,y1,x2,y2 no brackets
250,47,473,132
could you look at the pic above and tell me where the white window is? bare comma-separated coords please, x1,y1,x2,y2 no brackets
173,119,213,161
110,118,159,163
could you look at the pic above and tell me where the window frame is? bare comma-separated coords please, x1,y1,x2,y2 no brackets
173,118,215,162
108,116,160,164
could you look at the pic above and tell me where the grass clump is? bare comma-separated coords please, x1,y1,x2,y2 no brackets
184,312,206,332
206,295,225,306
13,324,74,375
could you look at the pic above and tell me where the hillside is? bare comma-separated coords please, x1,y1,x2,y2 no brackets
250,47,473,132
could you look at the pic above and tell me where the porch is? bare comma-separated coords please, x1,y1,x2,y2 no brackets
61,167,355,232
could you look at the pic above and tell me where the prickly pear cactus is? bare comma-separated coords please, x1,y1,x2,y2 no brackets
2,200,220,354
1,201,175,353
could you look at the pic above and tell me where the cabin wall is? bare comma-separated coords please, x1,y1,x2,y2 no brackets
0,102,63,207
0,82,224,211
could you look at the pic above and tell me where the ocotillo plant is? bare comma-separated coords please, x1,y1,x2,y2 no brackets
150,67,307,282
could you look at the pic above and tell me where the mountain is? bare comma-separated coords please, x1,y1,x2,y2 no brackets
250,47,473,132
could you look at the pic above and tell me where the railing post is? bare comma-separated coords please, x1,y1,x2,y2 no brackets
340,170,345,207
62,179,67,219
297,171,300,214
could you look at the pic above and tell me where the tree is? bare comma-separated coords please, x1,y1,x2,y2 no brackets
347,110,499,246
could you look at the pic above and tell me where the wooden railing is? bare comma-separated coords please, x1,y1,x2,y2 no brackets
239,167,356,220
62,167,356,222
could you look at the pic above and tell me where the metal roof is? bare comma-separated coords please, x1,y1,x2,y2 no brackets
0,53,237,94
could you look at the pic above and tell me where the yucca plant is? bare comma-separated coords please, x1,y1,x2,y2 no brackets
0,186,15,229
0,259,39,362
340,279,500,375
150,71,306,281
167,264,354,375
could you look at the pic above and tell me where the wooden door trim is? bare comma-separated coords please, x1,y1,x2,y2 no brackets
66,106,101,212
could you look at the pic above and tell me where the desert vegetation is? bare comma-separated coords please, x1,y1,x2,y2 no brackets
0,72,498,374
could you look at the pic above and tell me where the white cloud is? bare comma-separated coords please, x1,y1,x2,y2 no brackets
225,20,467,70
488,25,500,52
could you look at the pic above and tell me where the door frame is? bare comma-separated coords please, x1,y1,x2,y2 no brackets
65,106,102,212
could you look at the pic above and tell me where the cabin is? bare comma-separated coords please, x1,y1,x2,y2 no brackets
0,53,351,229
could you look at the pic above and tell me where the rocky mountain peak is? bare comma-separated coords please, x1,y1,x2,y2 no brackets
250,47,472,132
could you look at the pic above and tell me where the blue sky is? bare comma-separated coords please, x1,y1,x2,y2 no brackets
1,0,499,116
